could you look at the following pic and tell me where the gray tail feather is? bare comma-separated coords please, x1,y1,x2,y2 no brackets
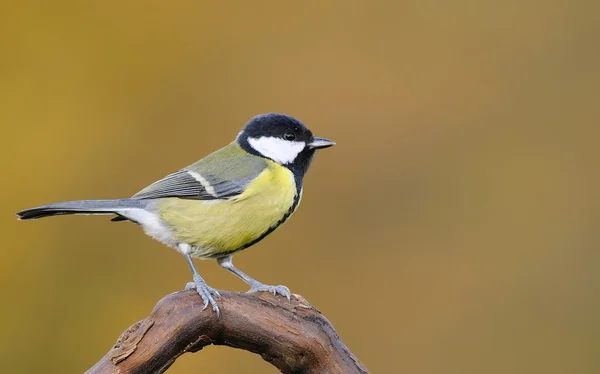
16,199,142,220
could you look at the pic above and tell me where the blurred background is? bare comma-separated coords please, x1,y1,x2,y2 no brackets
1,1,598,373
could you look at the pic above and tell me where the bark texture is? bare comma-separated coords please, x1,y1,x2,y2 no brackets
86,290,368,374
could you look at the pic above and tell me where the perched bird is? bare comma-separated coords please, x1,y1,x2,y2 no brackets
17,113,335,314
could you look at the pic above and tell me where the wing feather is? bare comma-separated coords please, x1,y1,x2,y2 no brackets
132,170,216,200
130,143,267,201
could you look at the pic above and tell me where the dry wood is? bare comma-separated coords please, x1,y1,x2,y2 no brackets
86,290,368,373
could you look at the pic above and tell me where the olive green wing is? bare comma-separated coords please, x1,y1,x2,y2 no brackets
131,142,268,201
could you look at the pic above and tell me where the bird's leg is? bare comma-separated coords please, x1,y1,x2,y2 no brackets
183,252,221,315
217,256,291,299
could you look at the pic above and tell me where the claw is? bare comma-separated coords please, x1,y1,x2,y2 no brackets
190,278,221,315
248,284,291,300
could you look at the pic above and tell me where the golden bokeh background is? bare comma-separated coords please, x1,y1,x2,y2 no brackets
1,1,598,373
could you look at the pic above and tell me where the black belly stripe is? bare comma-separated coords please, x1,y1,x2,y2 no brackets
210,182,303,258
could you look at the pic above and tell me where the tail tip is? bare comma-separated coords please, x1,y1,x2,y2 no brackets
16,209,40,220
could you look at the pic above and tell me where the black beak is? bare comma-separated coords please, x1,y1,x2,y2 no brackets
308,137,336,149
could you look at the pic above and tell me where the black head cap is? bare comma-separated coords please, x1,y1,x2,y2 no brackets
238,113,313,144
237,113,334,183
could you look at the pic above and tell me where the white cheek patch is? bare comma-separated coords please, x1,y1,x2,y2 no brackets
248,136,305,164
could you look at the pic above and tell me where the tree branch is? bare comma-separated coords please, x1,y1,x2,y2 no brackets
86,290,368,373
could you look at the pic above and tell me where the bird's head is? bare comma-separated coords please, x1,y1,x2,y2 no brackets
237,113,335,174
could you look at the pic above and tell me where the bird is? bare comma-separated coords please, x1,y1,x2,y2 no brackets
17,113,335,315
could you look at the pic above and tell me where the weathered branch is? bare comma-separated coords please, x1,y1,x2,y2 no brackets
86,290,368,373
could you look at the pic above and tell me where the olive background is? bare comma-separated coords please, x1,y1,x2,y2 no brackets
1,1,598,373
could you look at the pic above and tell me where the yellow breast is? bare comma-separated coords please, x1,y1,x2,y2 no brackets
157,161,298,257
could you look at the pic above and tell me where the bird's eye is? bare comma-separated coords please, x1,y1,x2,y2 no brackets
284,132,296,141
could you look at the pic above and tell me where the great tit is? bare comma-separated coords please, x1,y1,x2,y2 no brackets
17,113,335,314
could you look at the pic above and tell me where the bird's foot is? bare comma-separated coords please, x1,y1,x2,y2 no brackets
186,277,222,315
247,283,291,300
